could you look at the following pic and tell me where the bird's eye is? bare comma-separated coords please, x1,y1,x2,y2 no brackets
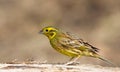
45,29,48,32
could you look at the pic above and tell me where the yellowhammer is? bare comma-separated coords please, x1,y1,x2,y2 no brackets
40,26,114,65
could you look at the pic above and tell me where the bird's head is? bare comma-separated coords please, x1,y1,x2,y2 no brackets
40,26,59,39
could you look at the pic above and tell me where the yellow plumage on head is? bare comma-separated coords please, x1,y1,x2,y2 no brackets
40,26,115,66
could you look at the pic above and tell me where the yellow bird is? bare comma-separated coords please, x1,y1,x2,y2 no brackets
40,26,114,65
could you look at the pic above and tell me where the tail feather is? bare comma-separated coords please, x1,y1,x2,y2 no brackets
98,56,116,66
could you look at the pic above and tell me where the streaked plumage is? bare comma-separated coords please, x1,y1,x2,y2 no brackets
40,26,114,65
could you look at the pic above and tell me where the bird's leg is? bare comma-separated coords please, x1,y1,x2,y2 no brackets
64,55,81,65
69,57,75,61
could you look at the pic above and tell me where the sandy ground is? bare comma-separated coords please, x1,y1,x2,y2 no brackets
0,64,119,72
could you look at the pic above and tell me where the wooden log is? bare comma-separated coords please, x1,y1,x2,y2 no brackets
0,64,119,72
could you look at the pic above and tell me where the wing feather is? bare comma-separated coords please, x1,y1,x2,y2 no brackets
58,32,99,53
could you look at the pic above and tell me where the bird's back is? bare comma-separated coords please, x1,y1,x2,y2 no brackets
50,32,99,57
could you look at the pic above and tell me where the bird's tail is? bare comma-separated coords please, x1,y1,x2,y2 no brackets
98,56,116,66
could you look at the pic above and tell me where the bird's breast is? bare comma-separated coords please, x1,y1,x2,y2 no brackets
50,39,79,57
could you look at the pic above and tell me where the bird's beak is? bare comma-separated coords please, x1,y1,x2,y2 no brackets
39,30,43,34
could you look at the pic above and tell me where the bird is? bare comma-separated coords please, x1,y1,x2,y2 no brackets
39,26,114,65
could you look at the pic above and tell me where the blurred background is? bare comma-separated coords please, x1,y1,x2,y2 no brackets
0,0,120,66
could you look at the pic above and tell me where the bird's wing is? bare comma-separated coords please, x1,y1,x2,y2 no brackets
58,32,99,53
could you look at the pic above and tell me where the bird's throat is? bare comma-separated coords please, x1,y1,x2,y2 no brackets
48,32,56,39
